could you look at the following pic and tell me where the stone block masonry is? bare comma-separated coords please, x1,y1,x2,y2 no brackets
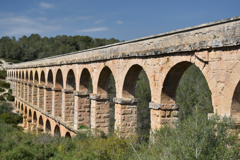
6,16,240,137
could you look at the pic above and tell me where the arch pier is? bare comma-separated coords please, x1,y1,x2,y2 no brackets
6,16,240,137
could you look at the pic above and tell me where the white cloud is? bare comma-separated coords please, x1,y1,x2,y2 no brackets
40,2,55,9
94,19,104,24
77,27,109,33
116,20,123,24
0,15,61,36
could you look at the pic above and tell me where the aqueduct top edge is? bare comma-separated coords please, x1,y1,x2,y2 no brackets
7,16,240,69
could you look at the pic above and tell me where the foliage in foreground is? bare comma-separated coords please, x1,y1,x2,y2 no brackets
0,101,239,160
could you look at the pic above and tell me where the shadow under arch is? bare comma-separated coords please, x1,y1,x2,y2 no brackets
95,66,116,134
46,70,53,114
33,71,39,106
65,69,76,123
38,116,44,132
54,69,63,118
161,61,213,121
39,71,45,109
231,82,240,124
54,125,61,137
121,64,151,140
77,68,93,129
45,119,51,134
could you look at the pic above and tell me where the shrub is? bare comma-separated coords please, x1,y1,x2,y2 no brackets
8,89,12,94
6,95,14,102
0,80,10,88
0,95,5,101
0,87,5,92
0,70,7,79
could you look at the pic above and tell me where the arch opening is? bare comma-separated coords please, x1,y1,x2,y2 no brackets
54,125,61,137
54,69,63,118
39,71,45,110
122,64,151,141
77,68,93,129
231,82,240,124
96,66,116,134
65,70,76,123
33,71,39,106
65,132,71,138
45,70,53,114
45,120,51,134
32,111,37,131
162,62,213,121
29,71,33,103
38,116,44,131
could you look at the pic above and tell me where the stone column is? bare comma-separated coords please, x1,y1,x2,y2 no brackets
74,91,90,130
24,82,28,101
114,98,138,138
90,94,110,135
62,89,75,126
149,102,179,131
27,83,32,103
23,114,27,128
27,116,32,131
32,84,38,106
44,85,52,114
53,88,62,119
17,81,20,97
38,85,44,110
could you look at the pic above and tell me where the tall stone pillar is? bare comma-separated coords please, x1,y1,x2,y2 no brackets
23,114,27,128
62,89,75,125
33,84,38,106
27,116,32,131
27,83,32,103
74,91,90,130
149,102,179,131
53,88,62,119
90,94,110,135
24,82,28,101
17,81,20,97
44,85,52,114
114,98,138,137
38,85,44,110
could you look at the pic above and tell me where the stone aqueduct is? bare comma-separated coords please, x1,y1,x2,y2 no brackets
6,16,240,138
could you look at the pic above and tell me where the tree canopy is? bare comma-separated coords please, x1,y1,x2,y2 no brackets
0,34,120,62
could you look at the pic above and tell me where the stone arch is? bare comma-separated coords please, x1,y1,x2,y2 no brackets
66,69,76,90
45,119,51,134
64,69,76,123
28,109,32,130
76,68,92,128
29,71,33,103
39,71,45,109
94,66,116,134
45,70,53,114
161,62,192,106
33,71,39,106
54,69,63,118
54,125,61,137
38,116,44,132
65,132,71,138
122,64,144,99
79,68,92,92
160,61,213,120
24,71,28,101
121,64,152,138
20,103,23,113
32,111,37,132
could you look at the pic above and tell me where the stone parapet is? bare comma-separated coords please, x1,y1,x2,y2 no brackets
6,16,240,69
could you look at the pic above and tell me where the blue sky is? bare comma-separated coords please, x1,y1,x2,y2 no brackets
0,0,239,41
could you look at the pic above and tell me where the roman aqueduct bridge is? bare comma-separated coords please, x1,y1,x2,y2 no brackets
6,16,240,138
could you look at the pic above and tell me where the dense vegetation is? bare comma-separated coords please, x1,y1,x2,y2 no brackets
0,34,120,62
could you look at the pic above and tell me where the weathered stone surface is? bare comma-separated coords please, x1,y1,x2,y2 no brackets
7,16,240,138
